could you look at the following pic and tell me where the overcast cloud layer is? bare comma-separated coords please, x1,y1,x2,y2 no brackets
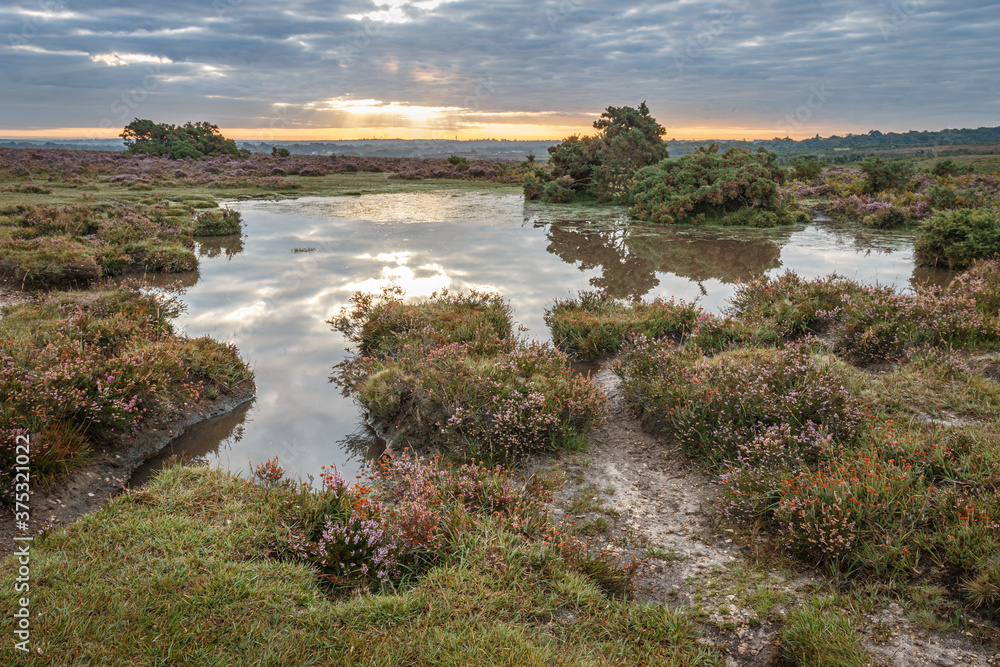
1,0,998,139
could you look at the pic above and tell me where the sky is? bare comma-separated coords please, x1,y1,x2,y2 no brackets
1,0,998,141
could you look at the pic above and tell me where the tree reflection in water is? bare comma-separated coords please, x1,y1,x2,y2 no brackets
527,203,793,300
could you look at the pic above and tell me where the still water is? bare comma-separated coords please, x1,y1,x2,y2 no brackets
131,190,937,484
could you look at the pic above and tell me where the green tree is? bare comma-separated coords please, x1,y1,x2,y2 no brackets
524,102,667,203
121,120,250,159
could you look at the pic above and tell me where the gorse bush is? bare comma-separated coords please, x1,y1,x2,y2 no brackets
628,146,799,227
332,289,606,463
859,156,914,194
914,207,1000,270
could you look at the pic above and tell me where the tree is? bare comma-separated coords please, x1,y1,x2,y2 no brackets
121,119,250,159
523,102,668,203
859,157,913,194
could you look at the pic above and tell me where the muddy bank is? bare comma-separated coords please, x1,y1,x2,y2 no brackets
1,385,254,557
541,360,1000,666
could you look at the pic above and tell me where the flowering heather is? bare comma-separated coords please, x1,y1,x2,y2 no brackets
731,262,1000,363
282,457,568,590
0,285,253,498
0,148,529,187
335,289,606,463
357,340,605,463
616,341,866,465
330,286,514,359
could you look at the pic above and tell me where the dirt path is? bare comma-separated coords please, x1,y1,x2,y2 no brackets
543,361,999,666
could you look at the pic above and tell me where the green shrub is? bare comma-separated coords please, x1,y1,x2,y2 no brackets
446,155,470,171
791,156,826,182
929,158,975,177
121,119,250,159
139,242,198,272
859,156,914,194
628,146,795,226
193,208,243,236
545,291,701,359
914,207,1000,269
861,205,910,229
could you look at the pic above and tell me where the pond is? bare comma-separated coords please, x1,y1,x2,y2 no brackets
130,190,945,484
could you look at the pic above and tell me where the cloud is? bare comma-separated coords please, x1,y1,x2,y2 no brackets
1,0,997,138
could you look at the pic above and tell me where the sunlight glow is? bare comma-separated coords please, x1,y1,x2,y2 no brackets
90,52,173,67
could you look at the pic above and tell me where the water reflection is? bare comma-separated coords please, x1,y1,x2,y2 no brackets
135,191,938,486
198,234,244,259
540,217,790,299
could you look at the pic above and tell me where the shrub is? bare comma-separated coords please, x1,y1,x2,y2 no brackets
524,102,667,203
615,342,866,465
859,156,914,194
791,156,826,182
333,289,606,463
929,158,975,177
861,204,910,229
446,155,470,171
914,207,1000,270
628,146,796,226
0,286,252,495
729,271,855,339
193,208,243,236
545,291,701,359
122,119,250,159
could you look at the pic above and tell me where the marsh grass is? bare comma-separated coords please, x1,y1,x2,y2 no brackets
0,203,211,288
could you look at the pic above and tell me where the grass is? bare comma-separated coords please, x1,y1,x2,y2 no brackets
780,596,871,667
0,464,723,666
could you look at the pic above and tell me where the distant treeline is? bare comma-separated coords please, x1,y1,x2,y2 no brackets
3,126,1000,160
668,126,1000,156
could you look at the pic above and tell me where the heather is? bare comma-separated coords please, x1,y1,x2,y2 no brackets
0,147,528,192
612,264,1000,614
0,202,242,287
545,291,702,359
628,146,803,227
0,285,252,496
0,463,722,666
332,289,606,463
731,262,1000,364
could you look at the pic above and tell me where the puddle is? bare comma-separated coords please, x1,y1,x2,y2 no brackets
131,191,951,484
